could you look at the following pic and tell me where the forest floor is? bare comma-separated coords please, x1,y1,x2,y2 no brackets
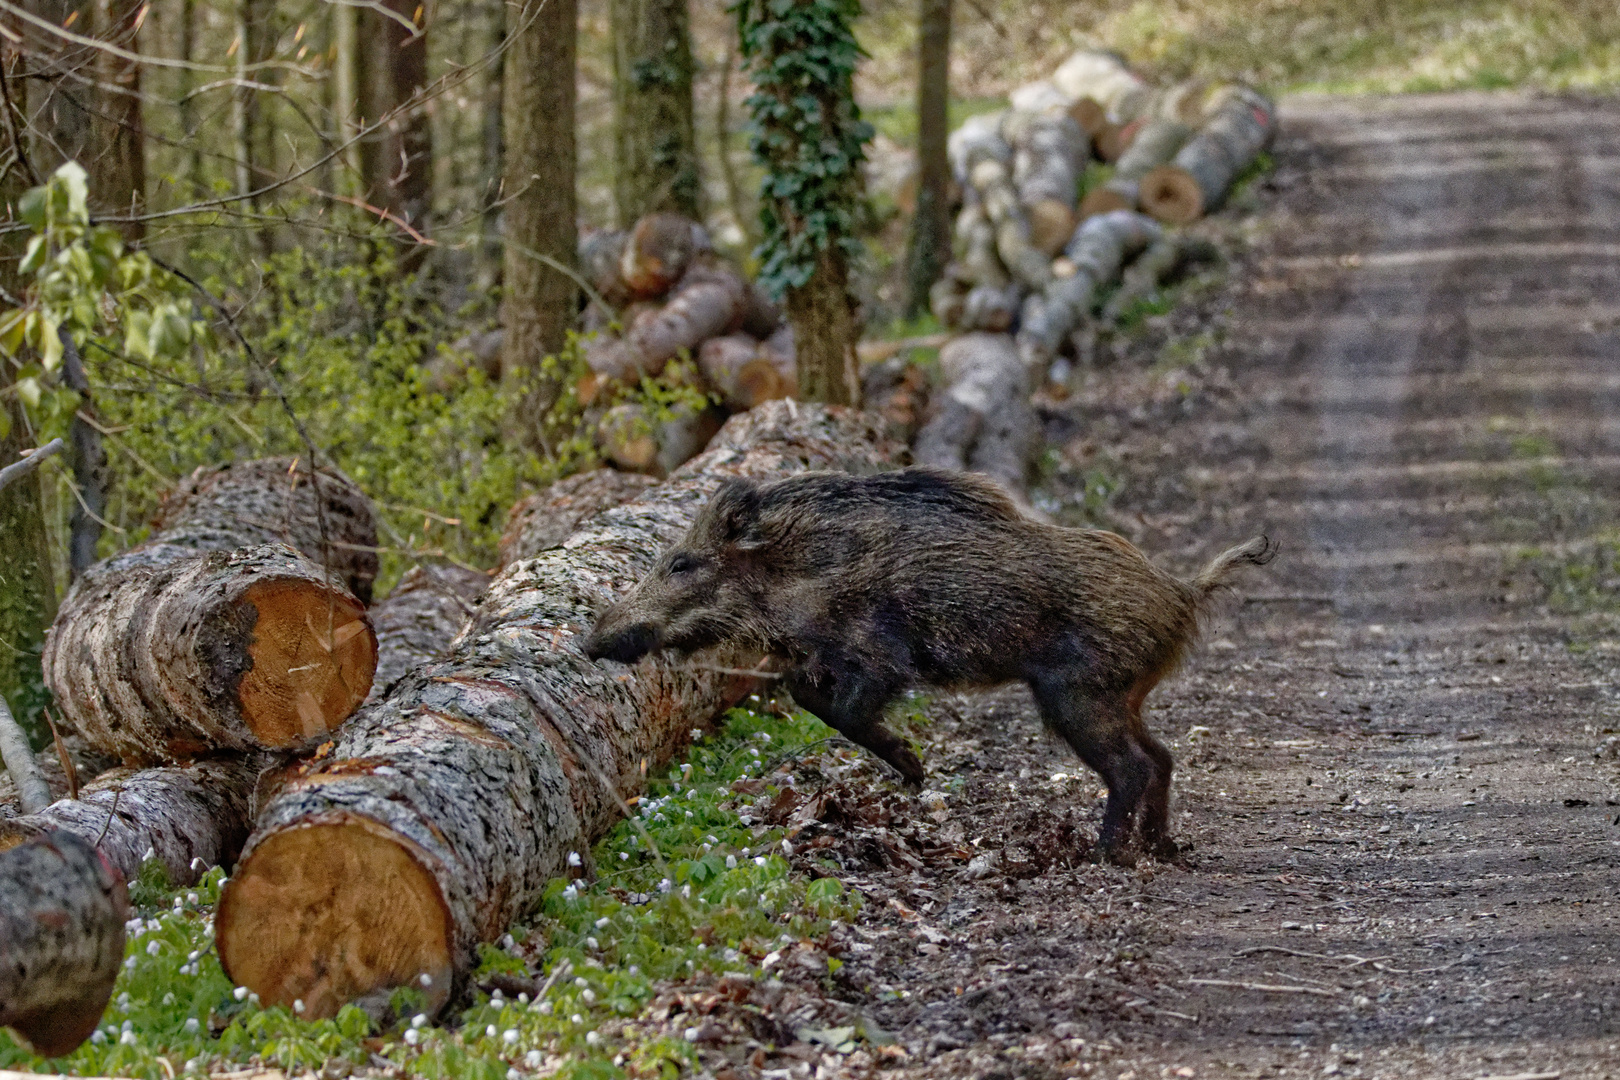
700,91,1620,1080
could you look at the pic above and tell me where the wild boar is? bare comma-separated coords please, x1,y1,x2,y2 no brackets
584,467,1274,859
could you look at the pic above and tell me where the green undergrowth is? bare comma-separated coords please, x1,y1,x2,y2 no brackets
0,704,863,1080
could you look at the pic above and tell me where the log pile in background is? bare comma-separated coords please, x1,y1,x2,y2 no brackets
215,403,898,1020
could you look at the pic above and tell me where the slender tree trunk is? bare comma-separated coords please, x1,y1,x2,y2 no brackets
500,0,577,424
903,0,951,319
0,44,55,747
715,36,752,249
610,0,699,225
24,0,94,170
93,0,144,238
178,0,203,195
60,331,106,580
357,0,430,262
332,0,359,192
478,0,504,283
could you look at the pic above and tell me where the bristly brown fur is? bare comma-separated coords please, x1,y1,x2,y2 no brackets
586,467,1272,860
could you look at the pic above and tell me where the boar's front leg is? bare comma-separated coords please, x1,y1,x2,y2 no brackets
784,661,925,788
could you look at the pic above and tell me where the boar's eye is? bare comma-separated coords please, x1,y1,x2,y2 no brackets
668,553,699,575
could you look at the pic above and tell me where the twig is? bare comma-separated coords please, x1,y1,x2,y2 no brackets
94,788,121,847
42,707,77,800
1185,977,1338,997
1243,594,1335,605
1234,946,1392,967
682,663,784,680
0,694,50,814
0,437,62,494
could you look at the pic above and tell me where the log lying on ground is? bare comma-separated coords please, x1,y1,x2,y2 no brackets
698,332,795,411
597,400,728,477
215,402,898,1020
618,212,700,299
366,566,491,702
971,158,1052,292
1051,49,1148,137
912,333,1036,499
498,470,659,567
1004,109,1087,254
1141,86,1277,224
1080,118,1193,216
585,259,750,382
44,460,379,764
946,110,1010,194
0,757,267,886
861,354,933,444
0,831,127,1057
1017,210,1163,377
1102,233,1222,322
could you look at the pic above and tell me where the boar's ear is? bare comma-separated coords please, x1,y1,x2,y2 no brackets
713,477,766,549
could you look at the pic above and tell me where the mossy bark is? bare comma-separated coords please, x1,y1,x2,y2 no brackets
610,0,700,225
903,0,952,319
788,248,861,406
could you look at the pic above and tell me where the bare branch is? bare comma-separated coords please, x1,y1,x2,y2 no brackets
0,437,63,494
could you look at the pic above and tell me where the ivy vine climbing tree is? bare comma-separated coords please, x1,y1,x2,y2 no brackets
734,0,872,405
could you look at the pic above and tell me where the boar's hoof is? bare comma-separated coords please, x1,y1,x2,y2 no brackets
584,623,658,664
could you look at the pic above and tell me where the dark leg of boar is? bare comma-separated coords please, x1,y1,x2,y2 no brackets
785,660,926,788
1127,674,1177,855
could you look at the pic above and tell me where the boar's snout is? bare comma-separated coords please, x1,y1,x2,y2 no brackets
584,621,660,664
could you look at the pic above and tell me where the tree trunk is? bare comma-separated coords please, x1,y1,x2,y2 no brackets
970,157,1050,292
0,832,126,1058
500,0,578,426
215,402,898,1020
232,0,275,214
902,0,951,319
366,565,489,701
43,458,380,765
498,469,658,567
357,0,431,255
61,331,108,581
1140,86,1276,225
23,0,94,171
91,0,144,237
788,247,861,405
912,332,1034,501
1101,234,1220,322
610,0,699,225
0,46,56,748
332,0,360,191
0,756,267,886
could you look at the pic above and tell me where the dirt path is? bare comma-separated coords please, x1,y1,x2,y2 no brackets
805,93,1620,1080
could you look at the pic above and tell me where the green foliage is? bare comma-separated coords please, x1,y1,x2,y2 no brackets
0,703,868,1077
733,0,874,298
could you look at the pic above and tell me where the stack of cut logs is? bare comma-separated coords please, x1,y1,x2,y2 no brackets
0,403,896,1052
578,213,798,477
916,49,1273,498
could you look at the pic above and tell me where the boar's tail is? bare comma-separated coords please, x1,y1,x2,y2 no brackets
1192,535,1278,600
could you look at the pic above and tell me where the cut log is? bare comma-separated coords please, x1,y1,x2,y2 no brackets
579,227,630,309
44,459,379,765
929,274,968,329
1050,50,1146,122
959,283,1022,334
970,158,1051,292
215,402,899,1020
366,565,491,702
1016,210,1162,378
912,332,1035,499
1102,234,1222,322
861,354,933,444
151,457,380,604
45,544,376,765
598,400,727,477
1140,86,1277,224
0,831,127,1057
1005,109,1087,209
955,203,1009,290
1080,118,1193,217
498,470,660,567
946,110,1009,192
699,334,795,412
0,697,49,816
618,213,699,299
625,258,750,377
0,756,267,886
738,282,784,341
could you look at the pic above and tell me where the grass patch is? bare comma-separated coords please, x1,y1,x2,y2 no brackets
0,704,866,1080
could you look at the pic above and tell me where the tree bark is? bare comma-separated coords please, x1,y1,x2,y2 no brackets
619,212,699,299
788,247,861,405
91,0,144,237
596,399,725,477
1049,49,1146,136
902,0,951,319
43,458,380,765
332,0,360,191
1140,86,1276,225
1101,234,1219,322
0,756,267,886
367,565,489,701
500,0,578,425
216,402,899,1020
912,332,1034,501
610,0,699,225
356,0,431,256
0,831,127,1058
498,469,658,567
699,333,795,412
1080,118,1192,217
23,0,94,171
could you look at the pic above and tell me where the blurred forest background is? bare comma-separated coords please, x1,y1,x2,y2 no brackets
1,0,1618,730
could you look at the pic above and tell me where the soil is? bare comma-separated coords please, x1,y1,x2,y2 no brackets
682,92,1620,1080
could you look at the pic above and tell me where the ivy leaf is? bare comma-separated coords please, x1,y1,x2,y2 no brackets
50,161,91,227
15,375,41,409
20,235,46,275
124,308,154,361
0,310,25,356
40,317,63,372
18,185,46,231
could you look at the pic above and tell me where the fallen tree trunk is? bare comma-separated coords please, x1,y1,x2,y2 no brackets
367,565,491,702
1141,86,1277,224
0,757,267,886
597,400,728,477
1050,49,1147,137
0,831,127,1057
216,402,898,1020
585,259,750,383
43,459,379,765
498,470,659,567
618,212,701,300
1080,118,1193,216
1017,210,1162,377
698,334,795,412
971,158,1052,292
912,332,1035,500
1102,234,1222,322
1004,109,1087,254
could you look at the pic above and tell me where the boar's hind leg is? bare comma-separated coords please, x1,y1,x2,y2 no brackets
1126,674,1176,856
1030,676,1155,861
785,668,925,788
